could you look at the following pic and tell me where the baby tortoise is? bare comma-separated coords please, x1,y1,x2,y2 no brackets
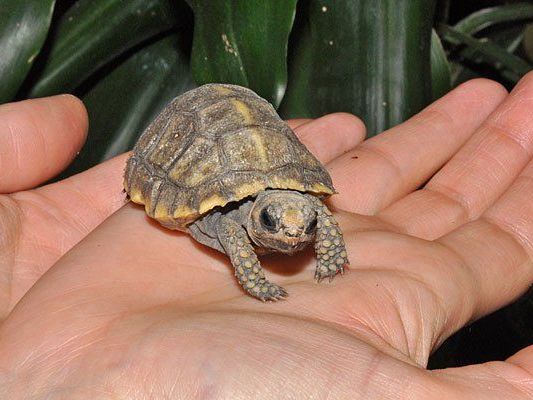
124,84,349,301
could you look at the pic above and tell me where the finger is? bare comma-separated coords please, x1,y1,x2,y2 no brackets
381,72,533,239
505,345,533,385
435,158,533,329
0,95,88,193
326,79,508,214
293,112,366,164
287,118,312,129
30,152,130,228
431,347,533,398
6,154,129,309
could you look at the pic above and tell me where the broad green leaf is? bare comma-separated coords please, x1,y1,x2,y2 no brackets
431,29,451,100
0,0,55,103
187,0,297,107
280,0,436,137
63,35,195,177
440,24,532,84
29,0,189,98
454,3,533,36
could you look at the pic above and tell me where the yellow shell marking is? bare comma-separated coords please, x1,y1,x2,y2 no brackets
129,188,144,204
232,98,253,124
186,170,207,187
231,99,268,169
154,202,171,220
199,193,227,214
234,181,266,199
173,204,196,219
311,182,335,194
215,86,234,96
270,176,305,191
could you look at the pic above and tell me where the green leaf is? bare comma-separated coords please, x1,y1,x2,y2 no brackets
280,0,436,137
29,0,189,98
0,0,55,103
525,24,533,63
188,0,297,107
448,4,533,87
63,34,195,177
450,24,526,86
431,29,451,100
454,3,533,36
440,24,532,84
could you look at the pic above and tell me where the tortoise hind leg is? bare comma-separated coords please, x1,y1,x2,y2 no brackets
216,217,288,301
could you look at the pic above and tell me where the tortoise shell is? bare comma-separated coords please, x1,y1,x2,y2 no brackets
124,84,335,230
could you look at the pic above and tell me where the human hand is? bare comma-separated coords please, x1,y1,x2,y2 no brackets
1,73,532,398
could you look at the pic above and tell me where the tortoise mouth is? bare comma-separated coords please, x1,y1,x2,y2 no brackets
249,234,310,254
262,238,310,255
280,241,309,254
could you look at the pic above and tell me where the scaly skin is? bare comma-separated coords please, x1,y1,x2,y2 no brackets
306,194,349,281
217,217,288,301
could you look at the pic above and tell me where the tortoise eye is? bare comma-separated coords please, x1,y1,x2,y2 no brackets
305,216,318,234
259,209,277,232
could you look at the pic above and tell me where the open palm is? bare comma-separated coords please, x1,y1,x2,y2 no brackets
1,75,532,399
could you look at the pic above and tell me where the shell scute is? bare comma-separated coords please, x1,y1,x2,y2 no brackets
220,127,295,172
167,136,220,187
145,112,195,170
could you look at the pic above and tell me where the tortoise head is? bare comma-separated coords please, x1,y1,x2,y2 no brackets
247,190,317,254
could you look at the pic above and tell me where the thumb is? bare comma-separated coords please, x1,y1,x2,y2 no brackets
0,95,88,193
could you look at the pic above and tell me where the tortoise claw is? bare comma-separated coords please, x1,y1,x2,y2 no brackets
314,262,347,283
250,280,288,302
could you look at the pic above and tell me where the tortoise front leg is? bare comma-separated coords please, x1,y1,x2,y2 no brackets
216,217,288,301
306,195,350,282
